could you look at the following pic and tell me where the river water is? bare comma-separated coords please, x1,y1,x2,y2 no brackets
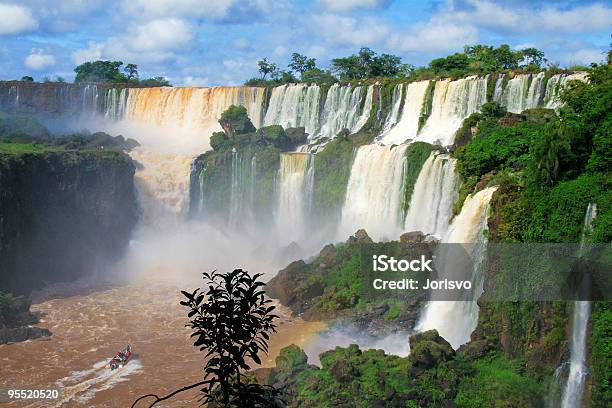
0,282,324,407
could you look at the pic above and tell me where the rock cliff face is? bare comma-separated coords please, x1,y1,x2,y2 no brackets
0,150,138,294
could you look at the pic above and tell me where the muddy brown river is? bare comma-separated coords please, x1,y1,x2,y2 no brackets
0,283,324,407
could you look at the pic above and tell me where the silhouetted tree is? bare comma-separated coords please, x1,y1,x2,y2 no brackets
288,53,316,75
132,269,282,408
124,63,139,80
258,58,277,79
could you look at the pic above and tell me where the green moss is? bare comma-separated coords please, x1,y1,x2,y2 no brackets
401,142,435,214
454,355,542,407
311,137,355,229
591,301,612,406
417,80,435,133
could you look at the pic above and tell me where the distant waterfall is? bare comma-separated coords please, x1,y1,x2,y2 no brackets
416,76,488,146
416,186,497,348
404,152,458,238
544,72,589,109
276,153,315,244
494,72,589,113
104,88,128,120
319,85,373,140
560,202,597,408
129,148,194,225
498,73,545,113
379,80,430,145
338,144,408,240
379,84,404,136
263,84,321,138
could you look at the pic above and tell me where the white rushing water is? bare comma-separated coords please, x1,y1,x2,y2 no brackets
560,202,597,408
416,186,497,349
263,84,321,138
379,80,430,145
276,153,315,245
338,144,408,241
404,152,458,239
416,76,487,146
319,84,373,140
379,84,404,136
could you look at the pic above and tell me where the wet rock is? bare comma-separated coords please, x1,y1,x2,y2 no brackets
0,326,51,344
348,229,373,244
400,231,425,244
409,330,455,369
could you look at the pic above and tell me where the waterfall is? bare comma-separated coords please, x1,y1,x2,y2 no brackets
379,84,404,136
276,153,314,244
492,74,505,103
560,202,597,408
404,152,458,238
104,88,128,120
544,72,589,109
379,80,430,145
263,84,321,138
416,76,487,146
319,84,373,140
416,186,497,348
129,148,194,226
338,144,408,241
123,87,266,149
500,73,546,113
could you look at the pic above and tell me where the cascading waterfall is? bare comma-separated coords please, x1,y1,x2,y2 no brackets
319,84,373,140
544,72,589,109
124,87,266,142
129,148,194,225
416,76,487,146
416,186,497,349
104,88,128,120
498,73,546,113
263,84,321,137
338,144,408,241
379,80,430,145
404,152,458,238
276,153,315,244
560,202,597,408
379,84,404,136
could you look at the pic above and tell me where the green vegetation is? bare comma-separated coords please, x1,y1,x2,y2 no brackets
74,60,170,86
311,135,355,228
450,63,611,404
401,142,435,214
244,44,556,87
191,106,307,224
265,332,541,408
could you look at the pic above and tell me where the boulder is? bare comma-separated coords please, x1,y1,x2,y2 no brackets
400,231,425,244
409,330,455,369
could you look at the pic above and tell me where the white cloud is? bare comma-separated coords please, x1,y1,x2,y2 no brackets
0,4,38,35
71,18,193,64
122,0,252,20
181,75,209,86
311,13,389,46
317,0,388,13
72,42,103,64
128,18,193,52
232,38,251,50
452,0,612,34
307,45,326,59
389,18,478,53
25,49,55,70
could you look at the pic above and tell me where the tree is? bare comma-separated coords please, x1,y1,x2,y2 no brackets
519,48,547,68
332,48,407,80
300,68,337,85
74,60,127,83
139,76,171,86
20,76,34,82
132,269,282,408
257,58,277,79
124,63,139,80
288,53,316,75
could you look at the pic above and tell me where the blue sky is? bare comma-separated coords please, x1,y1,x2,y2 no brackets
0,0,610,86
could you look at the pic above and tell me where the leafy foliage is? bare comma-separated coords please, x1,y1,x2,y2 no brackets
331,47,412,80
179,269,281,407
74,60,170,85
